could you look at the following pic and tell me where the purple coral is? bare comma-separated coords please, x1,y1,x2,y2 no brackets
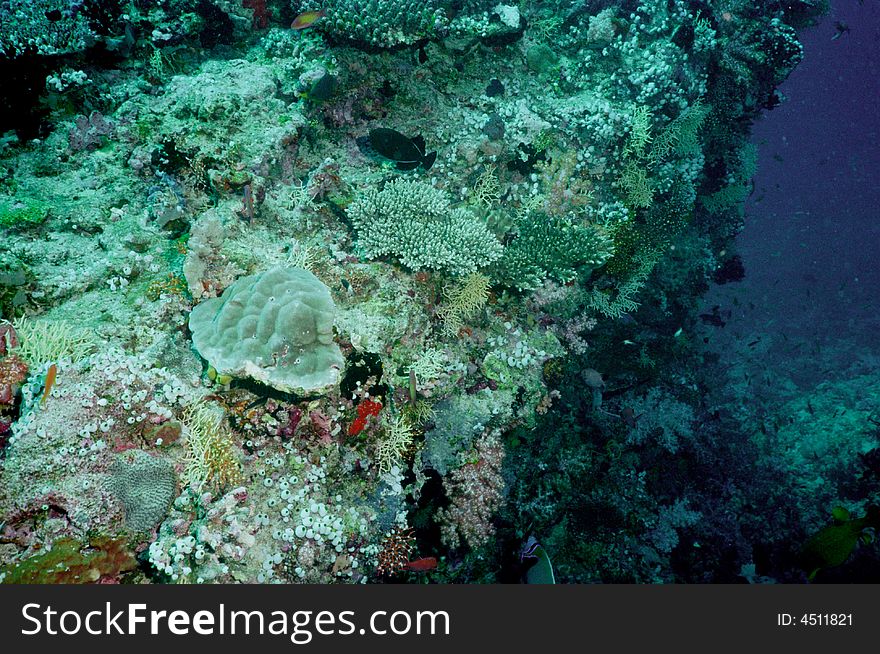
68,111,115,153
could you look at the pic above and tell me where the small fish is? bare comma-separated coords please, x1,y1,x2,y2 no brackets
291,9,325,30
42,363,57,406
620,407,642,428
403,557,437,572
831,21,850,41
241,183,254,225
357,128,436,171
674,327,683,338
699,306,727,328
622,339,636,346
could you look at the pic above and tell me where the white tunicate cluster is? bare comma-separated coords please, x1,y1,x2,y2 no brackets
45,69,91,93
149,488,255,583
487,330,547,370
254,453,373,581
107,251,160,292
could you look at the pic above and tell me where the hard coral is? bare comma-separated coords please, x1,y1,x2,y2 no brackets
189,267,345,395
106,450,178,534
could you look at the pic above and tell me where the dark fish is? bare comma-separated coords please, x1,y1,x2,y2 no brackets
699,305,728,328
357,128,436,171
620,407,642,428
831,21,850,41
45,9,62,21
308,72,338,102
486,78,505,97
417,45,428,64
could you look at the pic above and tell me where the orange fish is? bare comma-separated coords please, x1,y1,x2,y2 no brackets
291,9,325,30
41,363,57,406
403,557,437,572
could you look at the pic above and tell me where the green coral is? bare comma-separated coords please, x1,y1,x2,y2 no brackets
11,316,94,365
349,179,502,276
493,213,614,291
586,254,657,319
649,99,710,164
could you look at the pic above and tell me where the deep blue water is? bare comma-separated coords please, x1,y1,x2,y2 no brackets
705,1,880,368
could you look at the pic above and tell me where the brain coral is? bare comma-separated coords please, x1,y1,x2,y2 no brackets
106,450,177,534
188,267,344,395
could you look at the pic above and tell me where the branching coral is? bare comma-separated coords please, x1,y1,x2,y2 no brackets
292,0,449,47
437,273,490,337
0,0,94,58
375,414,415,474
348,179,502,276
493,214,614,291
586,254,657,320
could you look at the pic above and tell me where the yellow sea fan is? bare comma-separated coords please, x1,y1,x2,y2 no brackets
437,272,490,337
375,414,414,474
181,400,241,492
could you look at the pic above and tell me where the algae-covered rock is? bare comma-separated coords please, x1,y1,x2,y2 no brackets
0,536,137,584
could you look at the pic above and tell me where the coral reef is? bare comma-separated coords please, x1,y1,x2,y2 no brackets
0,0,843,586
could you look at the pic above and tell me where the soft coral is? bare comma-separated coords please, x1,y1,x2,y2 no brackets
242,0,271,29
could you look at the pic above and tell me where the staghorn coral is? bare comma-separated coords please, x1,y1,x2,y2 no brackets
0,0,94,58
493,213,614,291
349,179,502,277
291,0,449,48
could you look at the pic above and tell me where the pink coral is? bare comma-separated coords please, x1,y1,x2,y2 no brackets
437,432,506,550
